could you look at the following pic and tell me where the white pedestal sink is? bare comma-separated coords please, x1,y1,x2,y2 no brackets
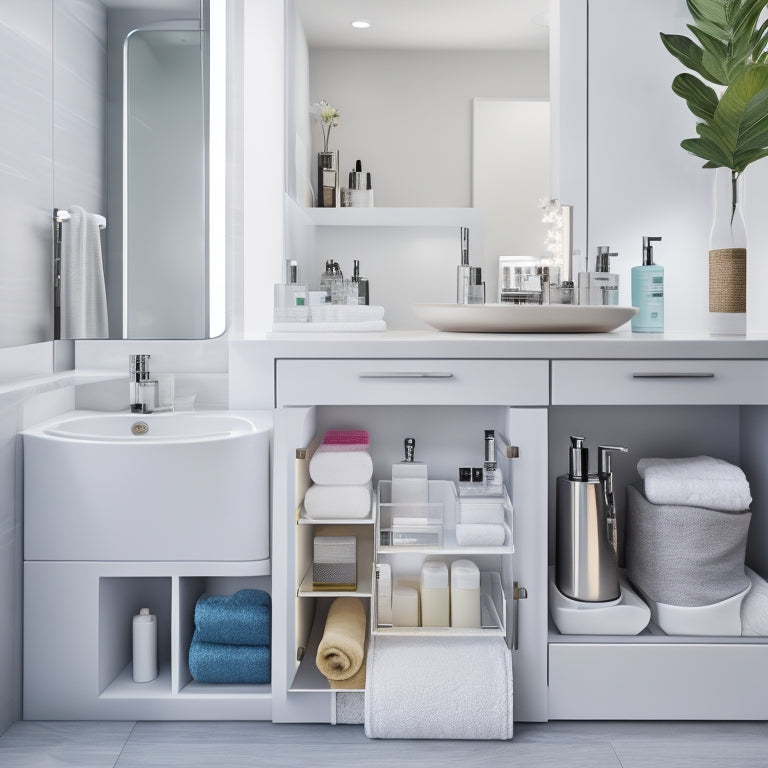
23,410,271,562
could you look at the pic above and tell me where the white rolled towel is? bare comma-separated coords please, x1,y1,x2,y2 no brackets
459,499,506,525
637,456,751,512
455,523,506,547
304,482,372,519
309,446,373,486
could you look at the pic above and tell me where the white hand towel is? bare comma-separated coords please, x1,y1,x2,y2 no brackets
459,499,506,525
303,482,372,519
365,634,513,740
637,456,751,512
309,445,373,486
61,205,108,339
455,523,506,547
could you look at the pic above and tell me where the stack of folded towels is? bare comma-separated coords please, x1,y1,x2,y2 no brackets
627,456,752,608
188,589,271,684
304,430,373,520
455,497,507,547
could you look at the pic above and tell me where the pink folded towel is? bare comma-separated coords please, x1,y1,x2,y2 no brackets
323,430,370,447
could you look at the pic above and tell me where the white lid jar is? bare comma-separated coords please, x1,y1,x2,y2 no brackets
420,561,449,627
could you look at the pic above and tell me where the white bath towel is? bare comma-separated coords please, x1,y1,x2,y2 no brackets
61,205,108,338
304,482,373,519
637,456,751,512
455,523,506,547
309,445,373,486
742,567,768,636
364,634,513,740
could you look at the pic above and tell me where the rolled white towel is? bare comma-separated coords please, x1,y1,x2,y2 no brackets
455,523,506,547
637,456,751,512
309,446,373,486
459,499,506,525
304,482,372,519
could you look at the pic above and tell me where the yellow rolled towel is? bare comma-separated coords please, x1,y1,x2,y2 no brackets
316,597,367,689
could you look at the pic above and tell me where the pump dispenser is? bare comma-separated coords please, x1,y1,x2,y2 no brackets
578,245,620,306
456,228,484,305
391,437,429,504
556,435,627,602
631,236,664,332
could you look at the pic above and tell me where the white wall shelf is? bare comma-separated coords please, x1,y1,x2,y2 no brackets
287,194,483,229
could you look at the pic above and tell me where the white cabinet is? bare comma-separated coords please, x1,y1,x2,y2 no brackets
271,365,550,723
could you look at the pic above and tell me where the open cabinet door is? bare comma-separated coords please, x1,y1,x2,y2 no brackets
506,407,549,722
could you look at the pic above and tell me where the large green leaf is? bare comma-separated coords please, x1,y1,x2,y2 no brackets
687,26,730,81
660,33,726,84
713,64,768,154
687,0,728,36
672,73,720,119
681,136,730,167
732,0,768,42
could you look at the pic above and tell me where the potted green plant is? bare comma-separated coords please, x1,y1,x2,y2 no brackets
661,0,768,334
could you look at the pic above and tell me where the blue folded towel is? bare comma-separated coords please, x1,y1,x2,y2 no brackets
188,631,271,684
194,589,271,646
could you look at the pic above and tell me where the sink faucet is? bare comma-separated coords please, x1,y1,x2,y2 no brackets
129,354,158,413
456,227,485,305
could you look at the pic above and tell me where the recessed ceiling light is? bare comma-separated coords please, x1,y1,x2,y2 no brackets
351,19,370,29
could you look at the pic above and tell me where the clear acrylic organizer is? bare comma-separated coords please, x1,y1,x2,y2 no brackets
377,480,454,549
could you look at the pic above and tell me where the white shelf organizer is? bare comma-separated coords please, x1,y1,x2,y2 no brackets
372,478,512,637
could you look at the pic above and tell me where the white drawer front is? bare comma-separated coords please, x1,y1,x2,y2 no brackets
276,359,549,406
549,643,768,719
552,360,768,405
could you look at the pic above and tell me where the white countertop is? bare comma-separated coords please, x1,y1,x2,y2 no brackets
239,329,768,360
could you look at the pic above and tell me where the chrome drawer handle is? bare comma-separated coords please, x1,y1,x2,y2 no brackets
358,372,454,379
632,372,716,379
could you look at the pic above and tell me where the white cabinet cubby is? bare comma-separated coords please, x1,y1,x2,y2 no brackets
546,403,768,719
272,399,549,724
24,562,272,720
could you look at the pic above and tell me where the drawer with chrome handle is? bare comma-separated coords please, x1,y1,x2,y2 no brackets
551,360,768,405
276,359,549,406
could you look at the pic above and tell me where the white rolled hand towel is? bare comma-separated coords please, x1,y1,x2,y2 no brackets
637,456,751,512
309,445,373,486
455,523,506,547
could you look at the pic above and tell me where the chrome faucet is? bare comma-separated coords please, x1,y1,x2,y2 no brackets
129,354,158,413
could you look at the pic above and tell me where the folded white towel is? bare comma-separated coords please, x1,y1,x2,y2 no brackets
309,445,373,486
742,567,768,637
455,523,506,547
459,499,506,525
304,482,372,519
637,456,751,512
365,634,513,740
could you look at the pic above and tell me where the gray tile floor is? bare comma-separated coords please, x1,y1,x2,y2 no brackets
2,720,768,768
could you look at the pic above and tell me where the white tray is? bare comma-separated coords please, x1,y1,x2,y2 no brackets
413,303,638,333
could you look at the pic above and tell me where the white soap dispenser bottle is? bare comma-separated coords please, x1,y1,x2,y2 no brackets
132,607,158,683
391,437,429,504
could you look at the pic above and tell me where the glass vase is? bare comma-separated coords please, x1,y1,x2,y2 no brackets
316,150,339,208
709,167,746,335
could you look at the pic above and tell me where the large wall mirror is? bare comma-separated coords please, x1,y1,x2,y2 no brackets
0,0,224,348
293,0,551,308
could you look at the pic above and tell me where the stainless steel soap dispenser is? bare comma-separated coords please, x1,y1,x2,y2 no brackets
555,436,627,602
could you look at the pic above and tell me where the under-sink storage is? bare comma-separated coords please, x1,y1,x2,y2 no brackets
546,403,768,719
272,402,549,723
24,562,272,720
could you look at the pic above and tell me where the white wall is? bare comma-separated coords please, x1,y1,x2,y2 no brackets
588,0,768,332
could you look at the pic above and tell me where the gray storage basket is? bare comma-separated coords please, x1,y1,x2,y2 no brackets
626,484,751,607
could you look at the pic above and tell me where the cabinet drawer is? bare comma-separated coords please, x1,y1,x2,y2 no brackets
551,360,768,405
548,642,768,719
276,359,549,406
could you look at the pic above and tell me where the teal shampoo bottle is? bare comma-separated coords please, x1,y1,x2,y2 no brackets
631,236,663,332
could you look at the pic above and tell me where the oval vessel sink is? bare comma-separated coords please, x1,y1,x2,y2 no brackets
413,303,638,333
23,410,272,563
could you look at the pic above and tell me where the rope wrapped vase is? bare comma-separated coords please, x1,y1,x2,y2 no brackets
709,248,746,313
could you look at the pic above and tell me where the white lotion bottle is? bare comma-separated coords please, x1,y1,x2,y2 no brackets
451,559,481,628
391,437,429,504
420,561,450,627
132,607,158,683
